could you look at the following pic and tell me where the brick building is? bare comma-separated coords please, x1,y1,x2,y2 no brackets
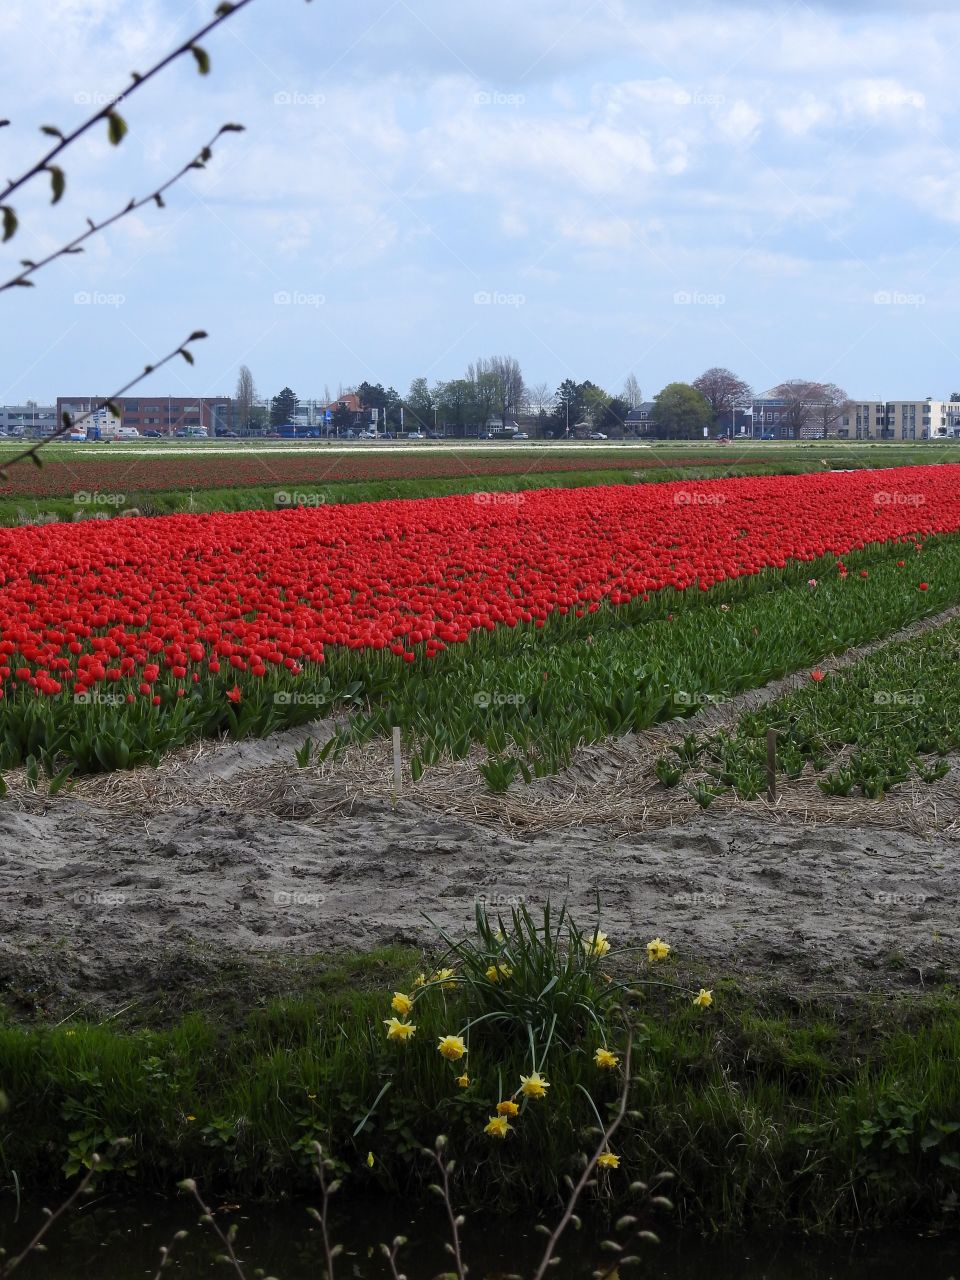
57,395,232,435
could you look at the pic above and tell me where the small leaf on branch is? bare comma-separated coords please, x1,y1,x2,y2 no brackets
217,123,246,135
0,119,10,128
154,193,165,208
107,402,121,417
1,206,18,242
131,71,142,83
40,125,65,139
30,453,42,468
65,247,84,255
107,111,128,145
187,331,208,341
191,45,211,75
47,165,66,204
215,3,237,16
178,348,195,365
12,279,34,288
20,260,36,268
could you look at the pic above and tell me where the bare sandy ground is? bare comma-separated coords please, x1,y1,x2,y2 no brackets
0,731,956,1016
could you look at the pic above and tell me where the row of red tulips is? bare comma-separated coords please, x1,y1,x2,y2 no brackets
0,467,955,705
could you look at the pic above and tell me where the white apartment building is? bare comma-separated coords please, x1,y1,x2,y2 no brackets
837,399,951,440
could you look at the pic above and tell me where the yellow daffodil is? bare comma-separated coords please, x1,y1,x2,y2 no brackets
693,988,713,1008
383,1017,416,1042
485,962,513,983
391,992,413,1016
366,1152,375,1168
496,1099,519,1116
586,929,610,958
484,1115,512,1139
432,968,457,990
646,937,671,962
597,1151,620,1169
455,1073,470,1089
594,1047,620,1070
412,972,426,988
519,1071,550,1099
437,1034,467,1061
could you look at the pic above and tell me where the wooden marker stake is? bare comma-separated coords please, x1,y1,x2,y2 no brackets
392,726,402,807
766,728,778,804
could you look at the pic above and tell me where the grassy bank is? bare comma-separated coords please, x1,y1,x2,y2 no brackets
0,942,957,1232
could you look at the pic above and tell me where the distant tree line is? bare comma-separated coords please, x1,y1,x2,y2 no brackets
237,361,851,440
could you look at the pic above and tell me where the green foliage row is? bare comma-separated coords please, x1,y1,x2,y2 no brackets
658,597,960,802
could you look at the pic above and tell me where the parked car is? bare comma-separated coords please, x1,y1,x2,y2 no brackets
513,432,529,440
359,430,378,440
588,432,608,440
407,431,426,440
142,430,162,438
215,428,238,438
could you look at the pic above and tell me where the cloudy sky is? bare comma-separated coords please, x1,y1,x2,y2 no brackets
2,0,959,405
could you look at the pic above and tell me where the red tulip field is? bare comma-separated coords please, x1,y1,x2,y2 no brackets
1,464,958,787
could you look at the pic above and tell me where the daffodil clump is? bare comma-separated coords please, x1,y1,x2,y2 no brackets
378,906,712,1169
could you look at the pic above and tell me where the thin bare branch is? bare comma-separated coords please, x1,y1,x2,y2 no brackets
0,125,244,294
307,1142,342,1280
429,1138,467,1280
180,1180,250,1280
0,1152,107,1277
531,1037,634,1280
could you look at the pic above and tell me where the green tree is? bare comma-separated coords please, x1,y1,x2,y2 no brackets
548,379,603,437
406,376,434,431
595,394,630,436
466,359,499,432
436,379,476,433
270,386,298,427
651,383,713,439
384,386,404,431
356,381,387,412
331,400,355,434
